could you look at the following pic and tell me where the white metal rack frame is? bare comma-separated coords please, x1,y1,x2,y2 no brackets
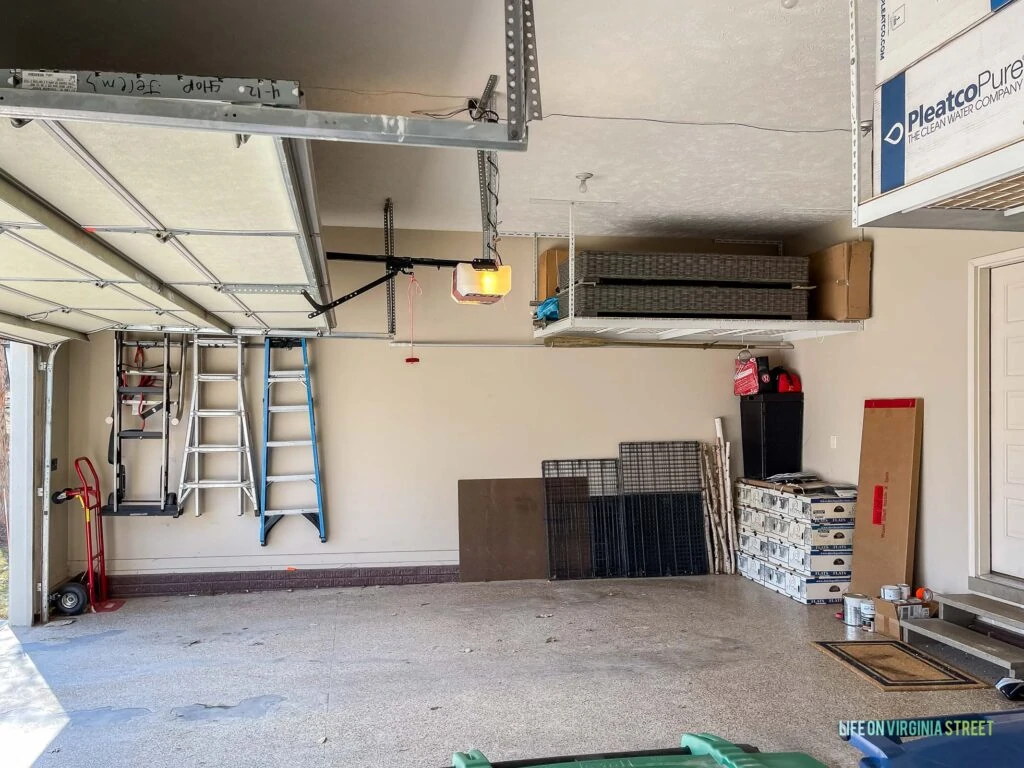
849,0,1024,231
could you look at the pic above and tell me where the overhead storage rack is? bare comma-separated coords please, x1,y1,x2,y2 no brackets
532,205,864,348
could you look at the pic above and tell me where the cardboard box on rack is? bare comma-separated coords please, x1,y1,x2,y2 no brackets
808,241,872,321
537,248,568,301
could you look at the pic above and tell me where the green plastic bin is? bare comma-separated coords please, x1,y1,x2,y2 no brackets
451,733,827,768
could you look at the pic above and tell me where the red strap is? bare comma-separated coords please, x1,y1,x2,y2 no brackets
865,398,917,409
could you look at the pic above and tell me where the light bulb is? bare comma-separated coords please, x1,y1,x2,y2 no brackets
781,0,798,8
575,172,594,194
579,179,588,193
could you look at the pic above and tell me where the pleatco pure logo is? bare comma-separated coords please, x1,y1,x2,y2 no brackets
884,54,1024,147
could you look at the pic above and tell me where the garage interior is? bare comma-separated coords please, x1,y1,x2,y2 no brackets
4,1,1024,767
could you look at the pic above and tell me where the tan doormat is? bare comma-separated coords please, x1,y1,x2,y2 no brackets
814,640,987,691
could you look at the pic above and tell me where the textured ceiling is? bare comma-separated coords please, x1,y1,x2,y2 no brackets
5,0,875,237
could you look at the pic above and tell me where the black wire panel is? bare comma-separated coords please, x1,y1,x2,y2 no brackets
618,441,709,577
541,459,623,580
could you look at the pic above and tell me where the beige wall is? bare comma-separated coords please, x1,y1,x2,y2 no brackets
785,222,1024,593
67,230,747,574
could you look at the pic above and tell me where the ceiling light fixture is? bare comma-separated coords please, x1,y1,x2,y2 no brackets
576,172,594,194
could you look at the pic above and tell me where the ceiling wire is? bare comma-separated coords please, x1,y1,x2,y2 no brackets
304,84,468,100
307,84,851,135
543,112,851,135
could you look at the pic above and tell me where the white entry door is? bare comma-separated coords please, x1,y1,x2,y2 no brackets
990,262,1024,579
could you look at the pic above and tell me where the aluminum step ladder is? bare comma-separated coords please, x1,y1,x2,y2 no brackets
178,336,258,516
101,331,184,517
259,337,326,545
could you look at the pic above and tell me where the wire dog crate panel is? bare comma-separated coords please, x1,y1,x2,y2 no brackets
542,459,623,580
619,441,709,577
542,443,709,580
558,251,810,288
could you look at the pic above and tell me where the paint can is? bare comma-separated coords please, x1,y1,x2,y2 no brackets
860,599,876,632
898,583,911,600
843,593,867,626
880,584,902,601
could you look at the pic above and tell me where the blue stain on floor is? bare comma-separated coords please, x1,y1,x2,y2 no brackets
171,695,284,722
18,630,126,653
69,706,152,727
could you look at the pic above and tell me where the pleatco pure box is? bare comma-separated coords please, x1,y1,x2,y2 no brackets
875,0,1015,86
873,0,1024,195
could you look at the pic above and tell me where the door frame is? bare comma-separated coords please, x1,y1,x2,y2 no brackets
968,247,1024,601
7,342,36,626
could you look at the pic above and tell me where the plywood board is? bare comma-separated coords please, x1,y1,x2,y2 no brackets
0,121,143,226
67,124,297,231
458,478,548,582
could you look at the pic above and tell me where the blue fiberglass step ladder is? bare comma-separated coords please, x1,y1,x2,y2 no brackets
259,338,326,545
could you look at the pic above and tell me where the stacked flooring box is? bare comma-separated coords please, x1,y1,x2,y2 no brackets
736,479,857,604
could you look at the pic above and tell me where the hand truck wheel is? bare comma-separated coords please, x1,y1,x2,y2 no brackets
55,582,89,616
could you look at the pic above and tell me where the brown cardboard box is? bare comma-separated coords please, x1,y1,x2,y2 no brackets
537,249,568,301
809,241,872,320
873,599,936,639
849,399,924,600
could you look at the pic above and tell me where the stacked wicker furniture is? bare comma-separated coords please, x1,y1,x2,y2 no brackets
557,251,811,320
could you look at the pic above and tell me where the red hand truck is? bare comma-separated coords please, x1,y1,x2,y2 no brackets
52,457,118,615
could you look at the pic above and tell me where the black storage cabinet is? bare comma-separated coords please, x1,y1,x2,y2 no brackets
739,393,804,480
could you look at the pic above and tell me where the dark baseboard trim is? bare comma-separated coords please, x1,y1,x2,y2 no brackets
108,565,460,598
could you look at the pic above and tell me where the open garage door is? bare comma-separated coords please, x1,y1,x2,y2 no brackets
0,95,333,343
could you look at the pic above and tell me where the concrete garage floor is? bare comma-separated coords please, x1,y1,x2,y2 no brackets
1,576,1016,768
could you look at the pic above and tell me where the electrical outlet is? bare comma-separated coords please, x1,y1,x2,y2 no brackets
830,435,838,450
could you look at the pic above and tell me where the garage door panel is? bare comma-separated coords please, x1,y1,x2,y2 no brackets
0,236,84,279
14,280,149,310
215,311,322,330
0,319,68,344
0,289,63,316
0,200,35,225
67,124,297,231
252,311,323,329
99,232,207,283
17,230,135,281
0,121,145,227
171,285,242,312
235,293,317,312
182,235,308,283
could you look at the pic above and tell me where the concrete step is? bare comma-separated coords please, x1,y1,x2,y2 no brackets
902,618,1024,674
936,593,1024,634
